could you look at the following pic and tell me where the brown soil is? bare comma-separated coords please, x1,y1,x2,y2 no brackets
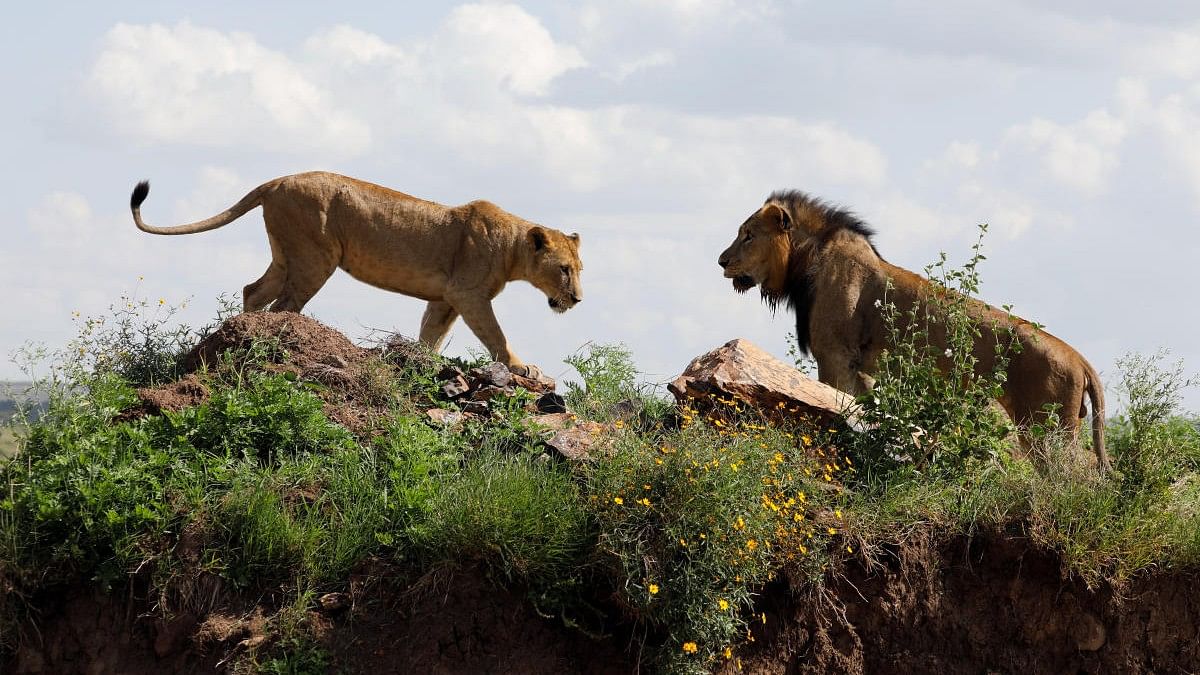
9,564,635,675
10,533,1199,674
730,532,1200,675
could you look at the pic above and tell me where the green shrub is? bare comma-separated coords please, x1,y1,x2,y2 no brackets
849,223,1017,477
564,342,673,424
582,401,839,673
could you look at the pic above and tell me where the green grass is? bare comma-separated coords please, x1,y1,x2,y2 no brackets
2,295,1199,674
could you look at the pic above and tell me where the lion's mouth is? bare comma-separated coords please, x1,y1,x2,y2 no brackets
732,275,756,293
548,296,576,313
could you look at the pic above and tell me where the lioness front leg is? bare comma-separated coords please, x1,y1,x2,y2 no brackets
418,301,459,352
447,295,525,370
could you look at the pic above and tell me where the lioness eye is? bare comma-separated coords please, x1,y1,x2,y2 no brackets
560,265,569,274
744,233,753,242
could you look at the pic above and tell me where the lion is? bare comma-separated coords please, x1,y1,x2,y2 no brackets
130,171,583,375
717,189,1109,471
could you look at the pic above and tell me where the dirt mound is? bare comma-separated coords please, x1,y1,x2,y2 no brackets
184,311,371,375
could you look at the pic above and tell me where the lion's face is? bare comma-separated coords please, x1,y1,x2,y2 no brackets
717,203,794,296
528,227,583,313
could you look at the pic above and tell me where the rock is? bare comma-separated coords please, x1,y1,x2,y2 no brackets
471,385,510,402
1071,612,1107,651
536,392,568,414
471,362,514,389
318,592,351,613
439,375,470,400
426,408,466,426
668,338,854,426
462,400,490,416
436,364,465,381
538,416,616,462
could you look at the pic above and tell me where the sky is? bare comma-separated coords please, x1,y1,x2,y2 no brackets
2,0,1199,412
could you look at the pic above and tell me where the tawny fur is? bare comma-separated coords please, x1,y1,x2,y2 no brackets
131,171,583,372
718,193,1109,471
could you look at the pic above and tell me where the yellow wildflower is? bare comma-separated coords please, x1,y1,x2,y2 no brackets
613,497,624,505
682,642,698,654
649,584,660,595
718,599,729,610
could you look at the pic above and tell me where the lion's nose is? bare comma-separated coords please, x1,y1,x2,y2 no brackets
718,256,730,268
570,293,581,304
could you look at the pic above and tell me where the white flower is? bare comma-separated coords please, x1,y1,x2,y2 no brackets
874,299,882,308
944,348,953,358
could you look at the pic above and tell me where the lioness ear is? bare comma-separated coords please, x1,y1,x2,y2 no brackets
528,226,548,251
569,232,580,243
762,203,792,232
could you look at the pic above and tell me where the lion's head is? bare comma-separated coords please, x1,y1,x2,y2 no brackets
717,202,795,298
527,226,583,313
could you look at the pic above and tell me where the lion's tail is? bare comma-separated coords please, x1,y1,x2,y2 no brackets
1082,358,1111,473
130,179,272,235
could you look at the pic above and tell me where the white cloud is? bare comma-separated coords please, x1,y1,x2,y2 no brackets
90,21,372,157
1005,110,1127,195
438,3,586,97
607,49,676,82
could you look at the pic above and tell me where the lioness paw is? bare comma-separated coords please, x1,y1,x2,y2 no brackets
510,363,544,380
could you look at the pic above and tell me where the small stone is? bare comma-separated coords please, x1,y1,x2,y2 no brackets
426,408,465,426
440,375,470,399
471,385,508,402
1071,612,1106,652
318,592,351,613
436,365,465,381
536,392,567,413
471,362,513,389
462,400,490,416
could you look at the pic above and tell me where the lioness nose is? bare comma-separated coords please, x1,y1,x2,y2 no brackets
718,256,730,268
570,293,581,303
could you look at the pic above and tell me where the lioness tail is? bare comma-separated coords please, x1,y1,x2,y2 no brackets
131,179,272,235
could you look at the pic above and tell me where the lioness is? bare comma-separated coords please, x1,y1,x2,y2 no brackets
131,171,583,374
718,190,1109,470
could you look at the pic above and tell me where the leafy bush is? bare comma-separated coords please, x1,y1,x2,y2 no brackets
849,224,1017,476
564,341,672,424
582,399,841,673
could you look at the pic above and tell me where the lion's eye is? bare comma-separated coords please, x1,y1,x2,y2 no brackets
744,233,753,243
560,265,569,275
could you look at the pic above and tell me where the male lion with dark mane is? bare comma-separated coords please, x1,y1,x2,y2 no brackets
718,190,1109,471
131,171,583,376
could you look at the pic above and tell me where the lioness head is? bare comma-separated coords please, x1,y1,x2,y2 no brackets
717,202,794,297
527,226,583,313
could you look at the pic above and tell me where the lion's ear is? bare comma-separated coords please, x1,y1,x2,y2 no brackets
528,226,548,251
762,203,792,232
569,232,580,243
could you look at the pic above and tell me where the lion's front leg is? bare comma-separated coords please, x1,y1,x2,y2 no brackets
418,301,459,351
815,347,870,397
447,295,524,369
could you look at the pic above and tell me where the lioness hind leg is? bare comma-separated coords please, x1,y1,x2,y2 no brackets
419,301,459,351
270,256,338,314
243,262,286,312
